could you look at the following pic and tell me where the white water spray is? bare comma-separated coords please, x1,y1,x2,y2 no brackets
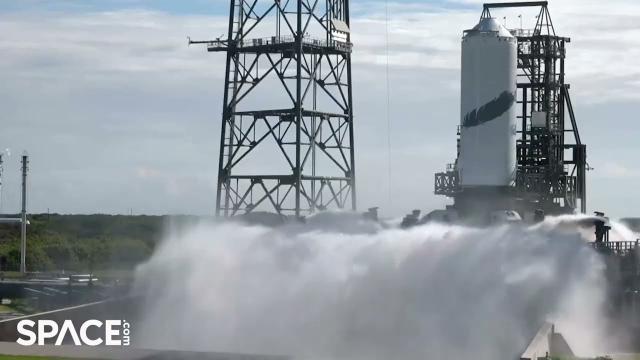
133,213,616,359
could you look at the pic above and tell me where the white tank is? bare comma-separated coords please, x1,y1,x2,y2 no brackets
458,17,517,187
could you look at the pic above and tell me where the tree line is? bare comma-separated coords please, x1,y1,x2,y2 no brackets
0,214,179,273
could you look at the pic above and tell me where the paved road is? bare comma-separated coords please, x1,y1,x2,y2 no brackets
0,342,290,360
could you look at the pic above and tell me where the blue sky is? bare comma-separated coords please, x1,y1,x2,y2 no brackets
0,0,639,218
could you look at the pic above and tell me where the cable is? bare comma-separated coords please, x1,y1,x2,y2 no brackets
385,0,392,213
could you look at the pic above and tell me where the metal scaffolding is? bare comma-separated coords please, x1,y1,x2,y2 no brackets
191,0,356,217
503,2,587,214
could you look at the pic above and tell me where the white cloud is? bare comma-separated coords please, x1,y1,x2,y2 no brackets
352,0,640,100
0,10,227,78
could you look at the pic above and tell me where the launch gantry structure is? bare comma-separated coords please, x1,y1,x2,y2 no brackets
191,0,356,217
435,1,586,216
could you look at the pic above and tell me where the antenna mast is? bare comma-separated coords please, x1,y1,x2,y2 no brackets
20,153,28,274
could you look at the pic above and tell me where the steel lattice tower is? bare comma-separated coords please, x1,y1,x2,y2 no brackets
191,0,356,217
514,3,587,214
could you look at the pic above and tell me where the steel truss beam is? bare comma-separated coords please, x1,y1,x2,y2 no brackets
192,0,356,217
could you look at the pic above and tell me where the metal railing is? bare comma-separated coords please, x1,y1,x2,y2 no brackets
510,28,534,37
591,241,640,256
206,35,352,52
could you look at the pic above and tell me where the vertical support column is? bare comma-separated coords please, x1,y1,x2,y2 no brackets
0,154,3,214
216,0,239,217
522,88,527,146
345,0,356,211
20,154,28,274
559,40,566,159
578,144,586,213
294,0,303,218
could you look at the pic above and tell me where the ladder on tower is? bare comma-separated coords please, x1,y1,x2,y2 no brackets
223,0,243,170
223,67,238,169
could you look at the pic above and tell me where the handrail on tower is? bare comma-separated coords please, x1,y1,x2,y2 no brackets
483,1,548,9
481,2,548,22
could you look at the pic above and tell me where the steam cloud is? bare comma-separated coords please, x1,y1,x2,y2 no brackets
133,213,616,359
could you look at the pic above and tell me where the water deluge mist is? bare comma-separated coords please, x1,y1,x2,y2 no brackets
133,213,614,359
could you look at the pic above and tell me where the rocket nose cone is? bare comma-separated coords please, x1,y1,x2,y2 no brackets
467,17,514,38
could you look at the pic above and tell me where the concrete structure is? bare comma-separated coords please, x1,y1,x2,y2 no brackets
520,322,574,360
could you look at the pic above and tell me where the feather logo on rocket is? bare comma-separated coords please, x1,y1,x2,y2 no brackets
462,91,516,128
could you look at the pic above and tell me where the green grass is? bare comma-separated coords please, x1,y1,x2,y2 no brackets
0,305,15,313
0,272,26,280
93,268,134,283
